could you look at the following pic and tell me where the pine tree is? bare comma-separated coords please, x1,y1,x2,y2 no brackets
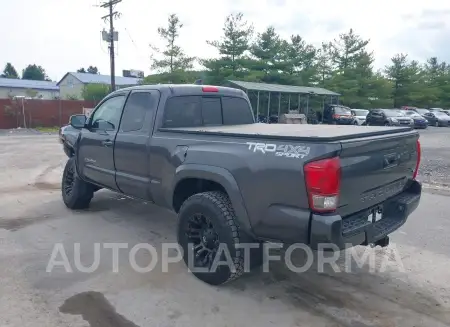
1,63,19,79
202,13,253,83
151,14,195,76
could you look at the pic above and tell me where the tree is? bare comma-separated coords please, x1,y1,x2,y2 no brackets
248,26,284,82
87,66,99,74
1,63,19,78
22,64,48,81
314,42,333,86
81,83,110,101
77,66,99,74
330,29,371,70
203,13,253,83
151,14,195,78
384,54,425,107
25,89,38,98
280,34,317,85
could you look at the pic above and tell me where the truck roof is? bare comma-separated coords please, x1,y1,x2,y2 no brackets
115,84,246,97
162,123,417,142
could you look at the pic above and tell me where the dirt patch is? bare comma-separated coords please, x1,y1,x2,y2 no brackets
59,291,141,327
0,214,55,231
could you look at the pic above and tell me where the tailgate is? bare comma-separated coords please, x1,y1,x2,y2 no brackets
337,130,419,217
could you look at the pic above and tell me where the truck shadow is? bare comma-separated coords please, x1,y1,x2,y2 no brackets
230,250,450,327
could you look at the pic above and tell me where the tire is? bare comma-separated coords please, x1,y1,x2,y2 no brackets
435,121,439,127
384,122,390,126
177,191,261,285
62,157,94,209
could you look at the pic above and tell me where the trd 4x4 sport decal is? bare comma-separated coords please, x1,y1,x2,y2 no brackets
246,142,310,159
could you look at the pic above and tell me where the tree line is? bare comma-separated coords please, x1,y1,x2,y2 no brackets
1,64,100,82
3,12,449,109
146,13,450,109
1,63,51,81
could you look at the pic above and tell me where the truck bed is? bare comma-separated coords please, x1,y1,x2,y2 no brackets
160,123,416,142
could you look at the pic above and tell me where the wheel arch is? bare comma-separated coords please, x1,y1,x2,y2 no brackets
171,164,253,234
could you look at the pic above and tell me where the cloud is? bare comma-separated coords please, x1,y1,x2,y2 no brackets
1,0,449,81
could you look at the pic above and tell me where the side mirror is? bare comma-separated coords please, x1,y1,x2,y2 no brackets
70,114,87,129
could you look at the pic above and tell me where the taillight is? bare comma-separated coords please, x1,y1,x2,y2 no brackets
202,86,218,92
413,139,421,179
332,114,339,119
304,157,341,213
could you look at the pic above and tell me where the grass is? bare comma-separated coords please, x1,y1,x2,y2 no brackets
35,126,60,133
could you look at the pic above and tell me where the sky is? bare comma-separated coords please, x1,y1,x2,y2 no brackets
1,0,450,82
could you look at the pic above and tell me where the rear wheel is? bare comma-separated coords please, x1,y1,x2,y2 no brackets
177,191,261,285
62,157,94,209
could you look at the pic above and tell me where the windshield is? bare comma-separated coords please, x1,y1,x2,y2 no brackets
395,111,405,116
434,111,448,117
415,109,430,115
352,109,369,116
382,110,401,117
334,106,351,114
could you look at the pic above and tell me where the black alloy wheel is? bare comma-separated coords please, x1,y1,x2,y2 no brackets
186,213,220,269
63,162,75,197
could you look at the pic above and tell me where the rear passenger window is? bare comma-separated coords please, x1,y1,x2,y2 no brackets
201,97,222,126
120,92,154,132
163,96,202,128
222,97,254,125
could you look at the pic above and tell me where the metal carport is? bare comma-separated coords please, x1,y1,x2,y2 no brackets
226,80,340,121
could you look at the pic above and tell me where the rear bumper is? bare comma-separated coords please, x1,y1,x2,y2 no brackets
253,180,421,249
309,180,421,249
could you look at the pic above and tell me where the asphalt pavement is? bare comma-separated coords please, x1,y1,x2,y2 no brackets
0,128,449,327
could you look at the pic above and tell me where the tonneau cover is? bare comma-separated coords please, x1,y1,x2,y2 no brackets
160,123,416,142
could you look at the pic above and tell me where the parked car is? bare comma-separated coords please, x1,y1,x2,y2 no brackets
429,108,445,112
442,109,450,116
411,108,431,116
350,109,369,125
322,104,354,125
422,111,450,127
60,84,422,285
403,111,429,129
365,109,414,126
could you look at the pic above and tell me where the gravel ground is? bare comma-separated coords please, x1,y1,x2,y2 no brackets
0,129,449,327
417,127,450,187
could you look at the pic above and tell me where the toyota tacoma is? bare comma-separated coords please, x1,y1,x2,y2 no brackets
60,84,422,285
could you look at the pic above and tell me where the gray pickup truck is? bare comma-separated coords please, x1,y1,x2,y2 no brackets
61,84,422,285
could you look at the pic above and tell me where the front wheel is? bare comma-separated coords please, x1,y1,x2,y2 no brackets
62,157,94,209
177,191,261,285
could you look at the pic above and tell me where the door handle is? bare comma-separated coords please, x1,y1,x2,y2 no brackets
102,140,113,147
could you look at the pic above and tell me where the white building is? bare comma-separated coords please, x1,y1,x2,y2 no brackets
0,78,59,99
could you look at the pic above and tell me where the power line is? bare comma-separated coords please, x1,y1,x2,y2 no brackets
100,0,122,91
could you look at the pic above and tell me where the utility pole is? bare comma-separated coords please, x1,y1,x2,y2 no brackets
100,0,121,92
